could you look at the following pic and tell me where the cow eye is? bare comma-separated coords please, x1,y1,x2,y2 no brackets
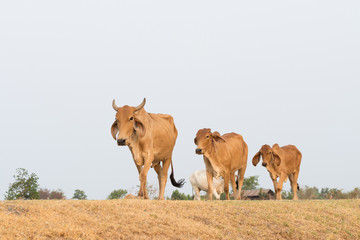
129,117,134,121
206,136,209,139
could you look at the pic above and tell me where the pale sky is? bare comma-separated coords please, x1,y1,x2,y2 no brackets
1,1,359,200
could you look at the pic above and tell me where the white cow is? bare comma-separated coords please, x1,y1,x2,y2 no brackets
189,170,225,200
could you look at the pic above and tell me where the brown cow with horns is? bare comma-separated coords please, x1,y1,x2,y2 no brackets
111,98,184,200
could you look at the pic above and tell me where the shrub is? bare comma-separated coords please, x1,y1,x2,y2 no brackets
170,190,192,200
107,189,128,199
72,189,87,200
5,168,40,200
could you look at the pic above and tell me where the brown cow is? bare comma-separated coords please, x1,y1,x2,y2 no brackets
252,144,302,200
194,129,248,200
111,98,184,200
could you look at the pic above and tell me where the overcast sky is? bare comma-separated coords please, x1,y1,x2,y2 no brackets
1,1,359,200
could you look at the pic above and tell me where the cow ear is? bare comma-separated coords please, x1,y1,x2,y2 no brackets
111,121,118,140
272,151,281,166
252,152,261,166
212,131,225,143
134,119,146,137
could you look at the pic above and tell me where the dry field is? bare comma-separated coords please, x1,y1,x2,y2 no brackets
1,199,359,240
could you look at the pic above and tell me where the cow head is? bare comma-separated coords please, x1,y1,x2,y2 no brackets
111,98,146,146
252,144,281,167
194,128,225,155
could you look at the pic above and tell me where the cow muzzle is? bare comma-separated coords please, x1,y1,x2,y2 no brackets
195,148,202,154
117,139,127,146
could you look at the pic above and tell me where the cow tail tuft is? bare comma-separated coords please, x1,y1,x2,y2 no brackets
297,183,300,191
170,160,185,188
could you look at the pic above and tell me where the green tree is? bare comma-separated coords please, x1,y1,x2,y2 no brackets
72,189,87,200
5,168,40,200
107,189,128,199
242,176,259,190
170,190,192,200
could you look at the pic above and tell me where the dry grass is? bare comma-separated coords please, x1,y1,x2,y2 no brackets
1,199,360,240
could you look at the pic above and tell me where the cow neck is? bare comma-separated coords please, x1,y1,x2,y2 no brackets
204,145,223,177
204,141,216,156
136,109,151,123
267,161,280,178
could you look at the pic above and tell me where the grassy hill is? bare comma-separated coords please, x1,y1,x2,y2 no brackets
1,199,359,239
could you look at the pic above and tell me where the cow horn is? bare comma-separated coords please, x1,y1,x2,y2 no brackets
134,98,146,112
112,99,119,111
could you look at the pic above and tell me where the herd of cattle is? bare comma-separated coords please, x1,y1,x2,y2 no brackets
111,98,302,201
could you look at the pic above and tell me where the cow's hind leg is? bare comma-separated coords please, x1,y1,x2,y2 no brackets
235,168,245,200
230,173,237,200
153,163,162,199
289,171,299,200
224,172,230,200
158,158,171,200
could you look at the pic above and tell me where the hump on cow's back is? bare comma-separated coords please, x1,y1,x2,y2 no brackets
151,113,177,135
151,113,174,123
222,132,244,141
282,144,297,150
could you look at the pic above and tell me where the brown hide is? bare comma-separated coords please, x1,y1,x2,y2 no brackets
252,144,302,200
194,128,248,200
111,98,184,200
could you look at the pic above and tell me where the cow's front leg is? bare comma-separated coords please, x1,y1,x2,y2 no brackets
134,164,144,197
129,145,145,197
193,186,201,201
139,152,154,199
269,172,278,197
206,169,214,200
276,173,287,200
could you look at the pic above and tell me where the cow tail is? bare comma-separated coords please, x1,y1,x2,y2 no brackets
170,160,185,188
